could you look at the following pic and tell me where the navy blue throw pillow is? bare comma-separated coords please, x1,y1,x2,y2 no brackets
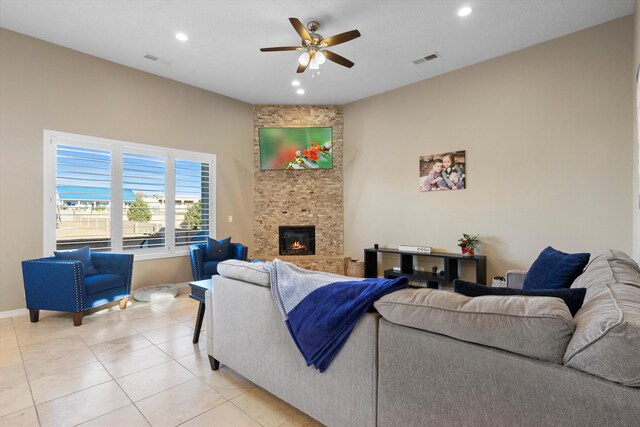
54,246,99,276
523,247,590,291
453,279,587,316
206,237,231,261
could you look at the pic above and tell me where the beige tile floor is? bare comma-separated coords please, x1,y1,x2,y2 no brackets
0,285,323,427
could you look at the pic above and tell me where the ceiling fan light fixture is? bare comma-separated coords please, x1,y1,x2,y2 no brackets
298,51,310,65
457,6,473,17
315,50,326,65
309,57,319,70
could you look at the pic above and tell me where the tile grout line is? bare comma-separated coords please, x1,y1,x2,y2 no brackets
76,292,201,426
71,318,139,426
78,305,154,427
118,360,195,402
121,293,216,427
5,316,41,426
131,296,197,427
229,388,301,427
159,296,268,427
229,398,270,427
4,287,270,427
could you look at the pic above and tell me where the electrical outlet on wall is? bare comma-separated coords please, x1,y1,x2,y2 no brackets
228,216,233,223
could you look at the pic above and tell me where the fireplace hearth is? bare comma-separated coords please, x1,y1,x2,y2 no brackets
279,226,315,256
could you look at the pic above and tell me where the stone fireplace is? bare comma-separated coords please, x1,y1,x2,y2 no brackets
279,226,315,256
253,105,345,274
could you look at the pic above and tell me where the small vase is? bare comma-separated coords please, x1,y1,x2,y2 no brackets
461,248,474,256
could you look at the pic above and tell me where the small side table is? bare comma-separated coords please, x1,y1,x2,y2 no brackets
188,279,212,344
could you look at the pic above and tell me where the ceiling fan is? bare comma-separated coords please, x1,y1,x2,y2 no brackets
260,18,361,75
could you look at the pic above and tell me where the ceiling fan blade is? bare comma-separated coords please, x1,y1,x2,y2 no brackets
289,17,312,42
296,61,309,73
260,46,304,52
320,29,361,47
323,50,355,68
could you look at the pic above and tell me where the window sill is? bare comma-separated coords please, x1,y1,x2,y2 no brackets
129,251,191,261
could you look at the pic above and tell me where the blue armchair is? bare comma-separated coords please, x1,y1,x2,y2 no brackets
189,243,248,281
22,252,134,326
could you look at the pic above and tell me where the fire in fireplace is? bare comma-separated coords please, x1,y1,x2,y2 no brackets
279,226,315,256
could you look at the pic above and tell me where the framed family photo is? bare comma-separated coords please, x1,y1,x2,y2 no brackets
419,151,466,192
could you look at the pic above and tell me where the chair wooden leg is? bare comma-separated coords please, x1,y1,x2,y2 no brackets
119,298,128,310
72,312,83,327
29,309,39,323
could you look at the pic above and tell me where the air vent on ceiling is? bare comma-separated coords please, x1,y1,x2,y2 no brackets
143,52,172,65
413,52,440,65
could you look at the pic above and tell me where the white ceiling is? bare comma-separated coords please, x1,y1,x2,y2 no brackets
0,0,634,105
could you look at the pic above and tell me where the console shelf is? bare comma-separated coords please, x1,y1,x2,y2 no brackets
365,248,486,287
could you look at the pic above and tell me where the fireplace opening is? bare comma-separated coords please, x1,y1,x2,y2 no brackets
279,226,315,256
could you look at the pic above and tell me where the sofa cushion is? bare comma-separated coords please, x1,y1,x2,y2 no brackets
523,246,590,290
84,273,124,295
217,259,270,287
54,246,99,276
206,237,231,261
564,250,640,386
374,288,574,364
453,280,586,316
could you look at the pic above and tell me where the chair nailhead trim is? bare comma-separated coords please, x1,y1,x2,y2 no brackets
74,263,82,311
127,255,134,293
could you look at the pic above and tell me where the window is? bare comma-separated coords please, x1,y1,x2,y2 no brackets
175,159,211,247
122,151,166,251
44,130,216,259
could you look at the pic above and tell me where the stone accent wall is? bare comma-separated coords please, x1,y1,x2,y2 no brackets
253,105,344,273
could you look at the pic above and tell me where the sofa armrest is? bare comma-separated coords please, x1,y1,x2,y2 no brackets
21,258,85,312
506,270,527,289
231,243,248,261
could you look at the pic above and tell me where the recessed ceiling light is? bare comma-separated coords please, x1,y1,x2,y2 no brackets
296,89,305,95
291,80,301,87
175,33,189,42
457,6,473,17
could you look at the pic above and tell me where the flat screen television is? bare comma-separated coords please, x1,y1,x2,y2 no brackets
259,127,333,170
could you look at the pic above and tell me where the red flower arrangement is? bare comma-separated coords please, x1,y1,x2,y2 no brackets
303,142,322,162
287,141,332,169
458,234,479,256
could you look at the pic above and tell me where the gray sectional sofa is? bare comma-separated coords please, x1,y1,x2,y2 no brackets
206,250,640,426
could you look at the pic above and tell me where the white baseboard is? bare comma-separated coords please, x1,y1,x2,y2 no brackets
0,308,28,319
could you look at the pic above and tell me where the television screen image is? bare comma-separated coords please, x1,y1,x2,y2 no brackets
259,127,333,170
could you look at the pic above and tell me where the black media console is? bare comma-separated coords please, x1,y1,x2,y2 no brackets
364,247,487,287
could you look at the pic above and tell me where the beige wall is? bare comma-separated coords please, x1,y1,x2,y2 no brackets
344,17,633,281
0,29,253,312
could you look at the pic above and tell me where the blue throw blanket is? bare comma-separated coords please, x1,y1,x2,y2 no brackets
264,259,408,372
